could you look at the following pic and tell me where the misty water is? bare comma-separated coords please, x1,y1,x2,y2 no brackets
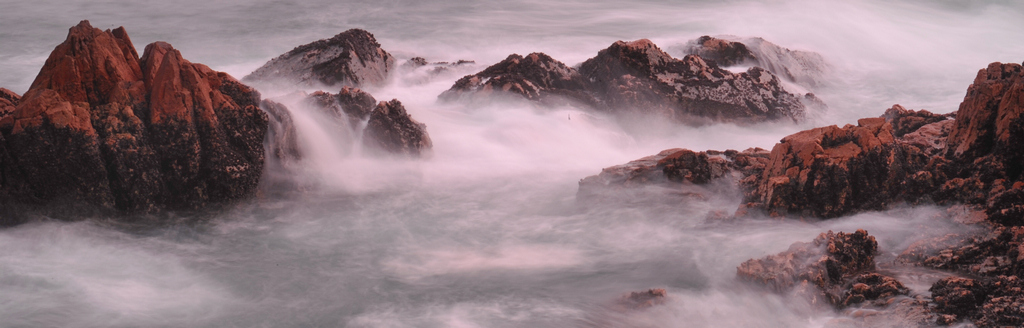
2,0,1023,327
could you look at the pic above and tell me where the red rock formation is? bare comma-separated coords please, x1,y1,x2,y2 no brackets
0,88,19,119
244,29,395,88
0,21,267,216
737,230,890,307
754,118,911,218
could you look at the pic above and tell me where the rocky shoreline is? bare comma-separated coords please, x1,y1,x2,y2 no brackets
2,20,1022,326
581,60,1024,326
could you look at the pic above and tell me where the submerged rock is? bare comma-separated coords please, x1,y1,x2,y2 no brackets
682,35,831,88
0,21,268,217
617,288,667,310
244,29,395,88
442,39,811,125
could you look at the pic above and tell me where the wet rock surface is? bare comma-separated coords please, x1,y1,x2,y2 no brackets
752,118,909,218
443,39,810,125
304,87,432,157
682,35,831,88
0,21,268,220
736,229,896,307
244,29,395,88
616,288,668,310
584,60,1024,325
577,147,769,202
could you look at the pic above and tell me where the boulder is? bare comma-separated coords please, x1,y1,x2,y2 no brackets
443,39,811,125
438,53,591,106
304,87,431,157
616,288,667,310
577,147,769,201
682,35,831,88
244,29,395,88
364,99,432,157
839,273,909,307
737,229,893,307
881,104,952,138
0,21,267,216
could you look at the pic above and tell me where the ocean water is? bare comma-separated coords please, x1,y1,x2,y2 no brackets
0,0,1022,327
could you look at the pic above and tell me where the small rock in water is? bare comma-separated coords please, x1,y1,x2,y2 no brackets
617,288,667,310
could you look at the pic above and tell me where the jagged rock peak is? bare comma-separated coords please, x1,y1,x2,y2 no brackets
444,38,809,125
243,28,395,88
0,20,268,219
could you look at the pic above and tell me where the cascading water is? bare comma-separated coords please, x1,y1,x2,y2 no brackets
1,0,1022,327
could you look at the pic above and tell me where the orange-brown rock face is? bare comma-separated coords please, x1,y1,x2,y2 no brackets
736,229,897,307
940,62,1024,224
755,118,909,218
0,20,268,217
0,88,19,119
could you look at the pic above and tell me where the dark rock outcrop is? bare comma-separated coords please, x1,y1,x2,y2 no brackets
577,147,769,202
736,230,903,307
683,36,756,67
840,272,909,307
443,39,812,125
304,87,432,157
682,35,831,88
244,29,395,88
0,21,267,217
438,53,591,106
364,99,432,156
930,275,1024,327
581,60,1024,325
262,99,301,163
